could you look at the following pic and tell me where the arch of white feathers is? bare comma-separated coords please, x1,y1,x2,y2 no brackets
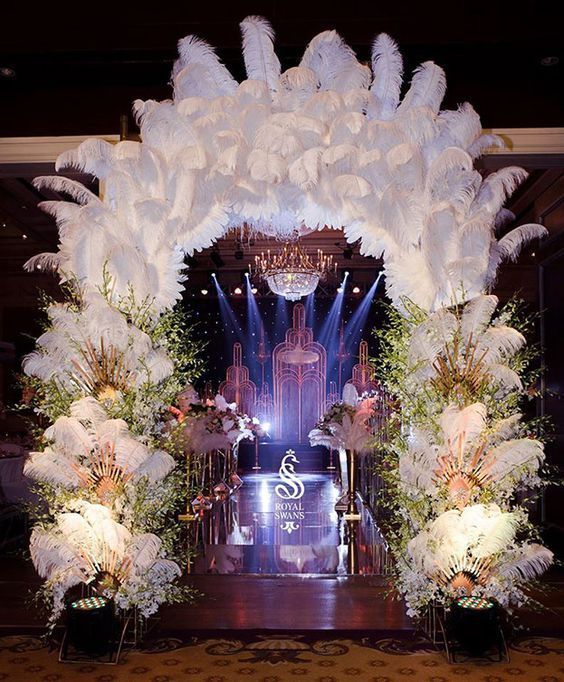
27,15,545,318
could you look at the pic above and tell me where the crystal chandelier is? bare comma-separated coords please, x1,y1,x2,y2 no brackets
253,242,336,301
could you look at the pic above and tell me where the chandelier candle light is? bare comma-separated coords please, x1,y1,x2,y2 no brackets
253,242,336,301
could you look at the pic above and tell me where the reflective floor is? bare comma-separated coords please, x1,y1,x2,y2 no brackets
193,472,388,575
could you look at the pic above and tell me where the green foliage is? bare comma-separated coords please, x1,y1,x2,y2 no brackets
370,296,553,610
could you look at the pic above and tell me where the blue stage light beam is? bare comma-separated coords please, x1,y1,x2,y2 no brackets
304,291,315,327
344,271,383,349
318,271,348,348
245,273,266,383
212,273,244,344
275,293,290,331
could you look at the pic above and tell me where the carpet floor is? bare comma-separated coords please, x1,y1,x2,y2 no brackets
1,633,564,681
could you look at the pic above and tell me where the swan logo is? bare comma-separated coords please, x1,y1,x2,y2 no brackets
275,451,305,500
275,450,305,535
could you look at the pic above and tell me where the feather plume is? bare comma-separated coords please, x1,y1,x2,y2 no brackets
498,544,553,581
127,533,161,571
69,397,108,424
398,61,446,114
476,325,525,364
175,35,237,97
488,363,523,394
440,403,487,451
240,16,281,92
474,166,528,215
469,508,519,559
135,450,176,483
497,223,547,262
486,438,544,483
488,414,522,444
32,176,99,205
343,383,359,407
44,417,94,456
300,30,370,92
55,138,115,177
437,102,482,151
461,295,499,344
24,448,80,487
369,33,403,120
468,133,505,158
23,252,62,273
408,308,457,367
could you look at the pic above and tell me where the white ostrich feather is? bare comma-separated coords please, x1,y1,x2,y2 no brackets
343,383,359,407
56,511,101,554
487,414,522,444
143,349,175,384
425,147,473,196
486,438,544,483
126,533,161,572
175,35,237,98
32,176,99,205
440,403,487,451
398,61,446,114
488,363,523,394
240,16,281,92
300,30,369,93
476,325,526,364
308,428,337,450
468,507,519,559
474,166,528,215
24,252,62,273
55,138,116,177
408,308,457,368
44,417,94,456
497,223,548,262
437,102,482,151
369,33,403,120
135,450,176,483
461,294,498,343
24,447,81,487
147,558,182,582
498,544,553,582
30,527,89,579
333,174,371,198
468,133,505,158
494,208,516,230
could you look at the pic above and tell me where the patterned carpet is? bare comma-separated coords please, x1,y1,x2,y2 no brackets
1,633,564,681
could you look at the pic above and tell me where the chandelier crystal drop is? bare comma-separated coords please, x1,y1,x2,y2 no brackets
253,242,336,301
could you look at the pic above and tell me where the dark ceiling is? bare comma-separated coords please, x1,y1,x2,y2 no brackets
1,3,563,136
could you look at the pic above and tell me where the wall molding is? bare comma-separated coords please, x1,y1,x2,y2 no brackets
482,128,564,155
0,135,120,165
0,129,563,165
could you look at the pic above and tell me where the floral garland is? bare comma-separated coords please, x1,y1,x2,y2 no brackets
375,296,553,617
22,285,205,628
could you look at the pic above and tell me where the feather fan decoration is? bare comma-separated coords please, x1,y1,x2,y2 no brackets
24,400,175,498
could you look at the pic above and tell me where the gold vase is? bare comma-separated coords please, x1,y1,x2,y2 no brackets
344,448,361,521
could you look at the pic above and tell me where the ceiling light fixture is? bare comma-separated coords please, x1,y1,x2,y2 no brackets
253,241,336,301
